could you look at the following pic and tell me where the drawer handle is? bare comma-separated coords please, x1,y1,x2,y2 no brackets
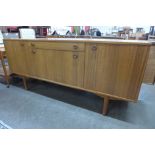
31,43,35,47
32,49,36,54
73,55,78,59
92,46,97,51
73,45,78,50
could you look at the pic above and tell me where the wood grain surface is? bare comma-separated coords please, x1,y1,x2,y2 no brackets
143,46,155,84
4,39,150,101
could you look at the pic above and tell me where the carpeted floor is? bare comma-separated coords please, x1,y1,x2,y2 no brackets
9,78,155,127
0,120,11,129
0,83,140,129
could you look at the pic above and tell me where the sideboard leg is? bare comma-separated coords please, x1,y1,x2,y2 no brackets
0,52,10,88
102,96,110,115
22,77,28,90
6,76,10,88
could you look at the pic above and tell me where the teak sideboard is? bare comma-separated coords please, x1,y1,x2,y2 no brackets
4,38,151,114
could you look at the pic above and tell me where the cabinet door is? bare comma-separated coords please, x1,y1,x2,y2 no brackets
25,47,48,79
26,47,85,88
143,46,155,84
46,50,85,87
4,41,28,75
84,43,149,100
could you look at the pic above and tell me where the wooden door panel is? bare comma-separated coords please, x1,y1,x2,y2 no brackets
84,44,149,100
45,50,84,87
25,48,48,79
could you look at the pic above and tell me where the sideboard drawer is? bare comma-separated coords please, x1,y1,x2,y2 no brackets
28,41,85,51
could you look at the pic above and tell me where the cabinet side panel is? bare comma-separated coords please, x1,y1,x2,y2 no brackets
143,46,155,84
4,40,14,73
4,40,30,75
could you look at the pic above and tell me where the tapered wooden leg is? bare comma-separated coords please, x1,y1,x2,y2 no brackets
102,96,110,115
6,76,10,88
3,66,10,88
22,77,28,90
0,52,10,88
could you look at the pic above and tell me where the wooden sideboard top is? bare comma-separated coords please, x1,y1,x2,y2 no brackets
4,38,152,45
150,41,155,45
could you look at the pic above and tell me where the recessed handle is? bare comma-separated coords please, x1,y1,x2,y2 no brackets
20,43,25,46
92,45,97,51
32,49,36,54
73,54,78,59
31,43,35,47
73,45,78,50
